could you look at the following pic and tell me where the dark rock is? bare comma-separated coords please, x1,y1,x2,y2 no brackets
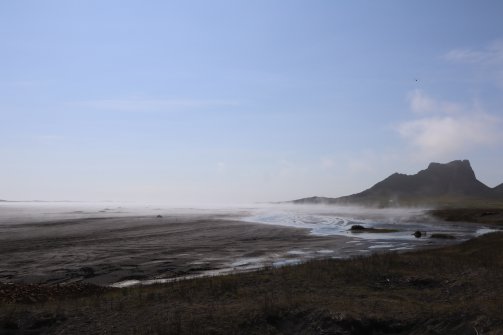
413,231,422,238
156,215,163,218
350,225,365,231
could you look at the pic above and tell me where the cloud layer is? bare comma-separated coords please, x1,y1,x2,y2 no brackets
397,90,501,160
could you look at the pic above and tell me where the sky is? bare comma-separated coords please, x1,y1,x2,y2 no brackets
1,1,503,204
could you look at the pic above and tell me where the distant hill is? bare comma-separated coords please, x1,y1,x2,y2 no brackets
291,160,503,207
494,183,503,194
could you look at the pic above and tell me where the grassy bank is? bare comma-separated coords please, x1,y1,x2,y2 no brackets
2,231,502,334
430,208,503,226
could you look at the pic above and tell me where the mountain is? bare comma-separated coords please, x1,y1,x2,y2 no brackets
292,160,503,207
494,183,503,194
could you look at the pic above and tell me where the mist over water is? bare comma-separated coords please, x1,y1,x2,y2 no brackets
244,204,454,239
0,201,244,224
0,201,492,240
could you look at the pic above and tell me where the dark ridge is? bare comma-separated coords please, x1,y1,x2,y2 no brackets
354,159,491,198
290,160,503,206
291,196,334,204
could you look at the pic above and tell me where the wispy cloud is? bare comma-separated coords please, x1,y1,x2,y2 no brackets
444,40,503,89
75,98,240,112
408,89,463,114
397,41,503,161
397,91,501,160
444,40,503,65
320,156,335,170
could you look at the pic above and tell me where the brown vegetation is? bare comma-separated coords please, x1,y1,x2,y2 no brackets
430,208,503,225
1,232,502,334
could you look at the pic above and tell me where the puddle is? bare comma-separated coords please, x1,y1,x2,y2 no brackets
316,249,334,254
368,244,394,249
272,259,302,267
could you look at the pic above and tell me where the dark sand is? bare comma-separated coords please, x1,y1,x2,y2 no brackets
0,214,361,286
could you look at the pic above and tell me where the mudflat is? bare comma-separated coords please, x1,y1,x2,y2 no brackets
0,214,356,286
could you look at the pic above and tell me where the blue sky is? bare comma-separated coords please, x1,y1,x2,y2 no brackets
1,1,503,203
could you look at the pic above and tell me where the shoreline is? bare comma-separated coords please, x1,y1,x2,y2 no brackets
1,206,499,288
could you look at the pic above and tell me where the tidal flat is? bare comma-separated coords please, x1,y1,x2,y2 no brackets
0,202,495,287
1,203,502,334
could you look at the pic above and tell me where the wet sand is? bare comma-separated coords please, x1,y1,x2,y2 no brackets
2,204,485,287
0,214,364,286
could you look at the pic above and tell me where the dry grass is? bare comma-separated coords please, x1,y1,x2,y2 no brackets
430,208,503,226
